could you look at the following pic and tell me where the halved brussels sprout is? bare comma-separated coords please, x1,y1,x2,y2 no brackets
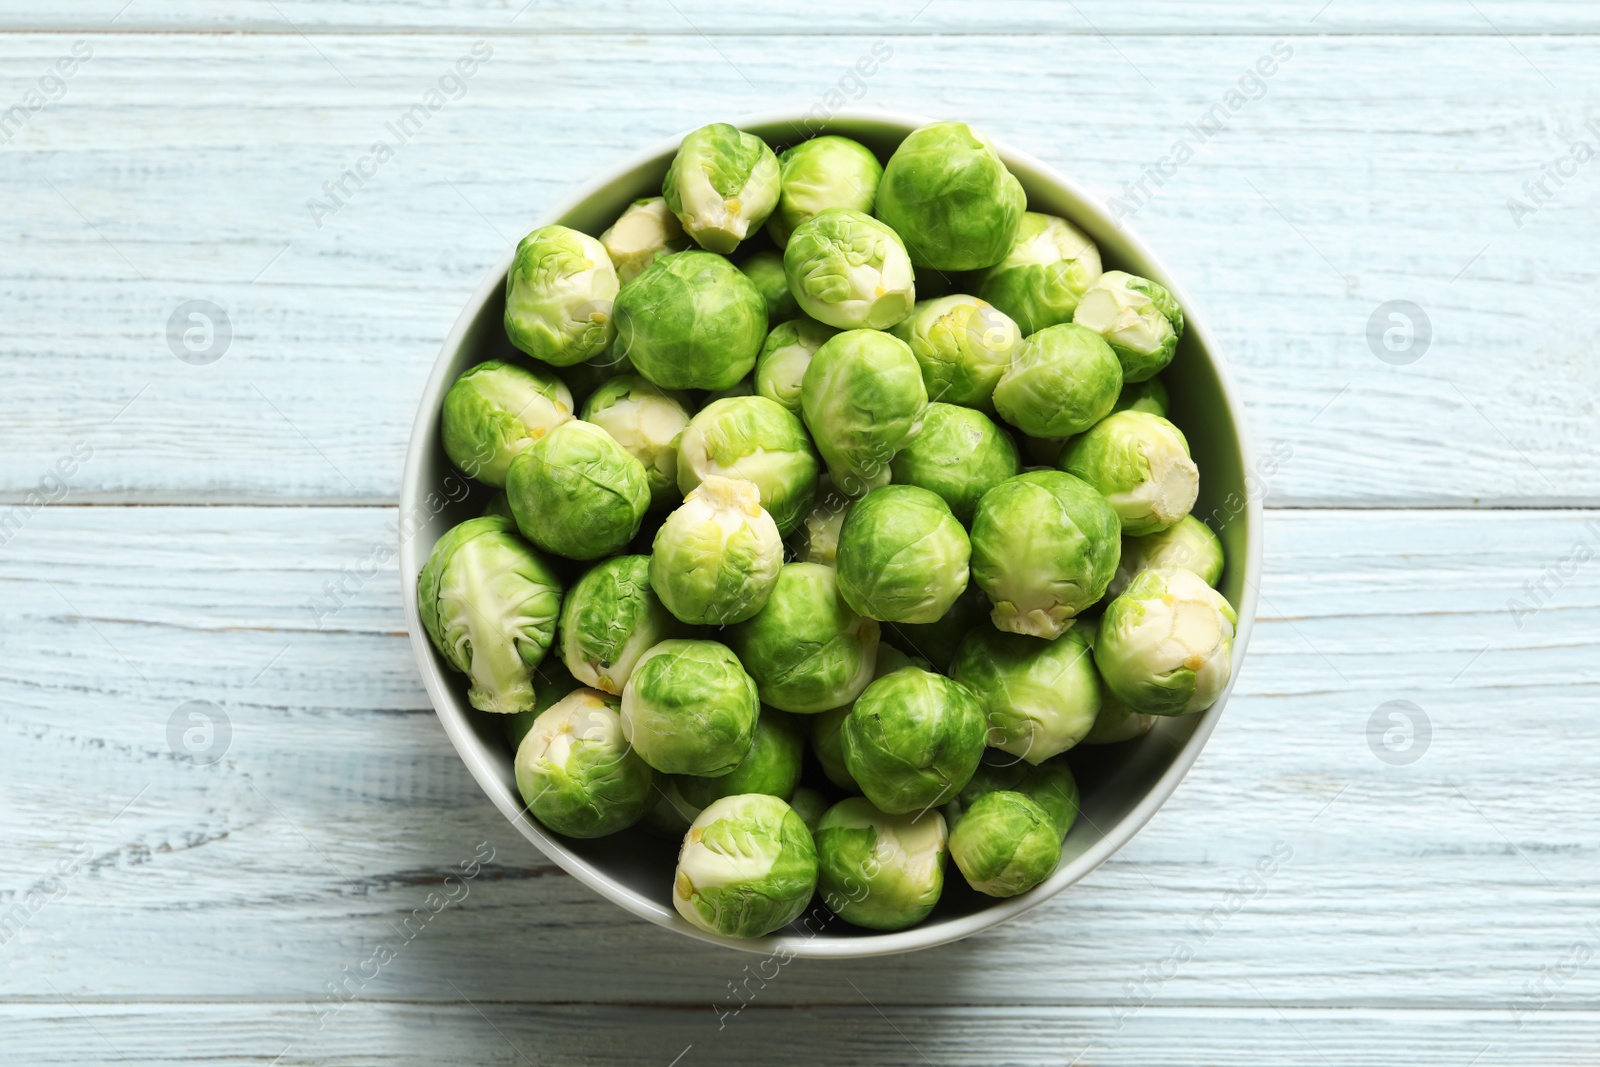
651,475,783,626
1081,684,1157,744
614,250,768,391
1072,270,1184,383
676,396,819,536
739,250,799,325
441,360,574,488
969,471,1121,639
801,329,928,495
1060,410,1198,536
874,121,1025,271
754,318,838,414
768,135,884,247
888,403,1020,523
676,709,804,810
580,374,691,509
558,554,678,695
991,323,1123,439
601,197,692,284
783,208,916,330
506,420,650,560
835,485,970,625
1095,568,1236,716
504,225,619,366
976,212,1102,334
947,790,1061,898
662,122,781,254
792,476,852,565
502,657,583,750
882,582,988,673
673,793,818,938
951,626,1099,764
889,295,1022,411
1108,514,1225,600
620,639,760,775
1112,375,1169,417
787,786,830,833
945,755,1079,839
514,688,654,838
816,798,947,930
728,562,879,713
841,667,986,815
417,516,563,714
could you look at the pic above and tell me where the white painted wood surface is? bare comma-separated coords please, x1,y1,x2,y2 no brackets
2,4,1599,1064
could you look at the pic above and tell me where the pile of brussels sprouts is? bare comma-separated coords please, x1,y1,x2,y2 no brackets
419,120,1238,940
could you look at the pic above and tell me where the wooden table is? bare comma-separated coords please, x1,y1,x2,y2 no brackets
3,3,1598,1063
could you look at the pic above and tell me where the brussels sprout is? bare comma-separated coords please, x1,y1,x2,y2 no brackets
739,250,799,325
1112,375,1169,418
1108,514,1225,600
841,667,986,815
969,471,1120,639
1081,685,1157,744
835,485,970,625
809,644,918,793
621,639,760,775
614,251,768,391
601,197,692,285
418,516,563,714
650,475,783,626
801,330,928,495
792,477,852,565
504,225,619,366
889,403,1020,523
514,688,653,838
677,709,804,810
882,582,988,672
889,295,1021,411
946,756,1079,838
506,420,650,560
558,554,678,695
755,318,838,414
441,360,574,488
767,135,884,248
1060,410,1198,536
580,375,691,509
816,798,946,930
1072,270,1184,383
502,658,583,749
991,323,1123,440
662,122,781,254
783,209,916,331
947,790,1061,898
729,563,879,713
951,627,1099,764
874,121,1025,271
641,776,702,840
676,396,819,536
976,212,1102,334
1095,568,1236,716
561,349,634,408
673,794,818,938
787,786,829,833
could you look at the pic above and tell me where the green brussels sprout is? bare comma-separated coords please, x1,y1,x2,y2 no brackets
841,667,986,815
558,554,678,695
504,225,619,366
614,251,768,391
651,475,783,626
946,756,1079,838
601,197,692,284
729,563,879,713
676,396,819,536
792,477,852,565
441,360,574,488
787,786,830,833
506,420,650,560
418,516,563,714
889,295,1022,411
1112,375,1169,418
1081,685,1157,744
976,212,1102,334
882,582,988,672
969,471,1121,639
561,349,634,409
514,688,654,838
580,374,691,509
739,250,799,325
809,644,919,794
1095,568,1236,716
755,318,838,414
991,323,1123,440
676,709,804,810
801,329,928,495
951,627,1099,764
1072,270,1184,383
1108,514,1225,600
673,794,818,938
662,122,781,254
502,658,583,749
640,776,702,840
783,208,916,331
874,121,1025,271
947,790,1061,897
889,403,1020,523
620,639,760,775
835,485,970,625
816,798,946,930
1060,410,1198,536
767,135,884,247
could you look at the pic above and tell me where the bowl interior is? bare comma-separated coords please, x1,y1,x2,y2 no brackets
400,112,1259,957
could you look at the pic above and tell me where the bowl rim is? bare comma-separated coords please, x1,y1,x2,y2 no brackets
400,107,1262,958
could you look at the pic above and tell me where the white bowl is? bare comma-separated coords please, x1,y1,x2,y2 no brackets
400,110,1261,958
